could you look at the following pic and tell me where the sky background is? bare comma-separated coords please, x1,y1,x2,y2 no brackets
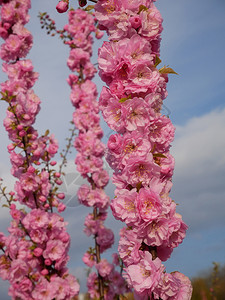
0,0,225,297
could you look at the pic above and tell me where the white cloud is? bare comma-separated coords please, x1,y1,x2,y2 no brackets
171,107,225,232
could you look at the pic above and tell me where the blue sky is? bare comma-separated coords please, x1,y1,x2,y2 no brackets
0,0,225,297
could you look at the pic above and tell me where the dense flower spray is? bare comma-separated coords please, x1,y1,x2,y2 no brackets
0,1,79,298
95,0,193,299
62,7,129,298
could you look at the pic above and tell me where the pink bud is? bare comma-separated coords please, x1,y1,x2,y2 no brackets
17,125,23,131
54,172,61,178
23,114,30,120
27,252,33,259
10,204,16,210
95,30,104,39
19,130,26,137
39,196,46,203
7,144,15,152
50,161,57,166
57,193,65,200
27,166,35,173
4,22,11,30
57,202,66,212
56,0,69,13
52,199,59,206
33,247,43,257
129,16,142,29
79,0,87,7
59,232,69,242
55,179,63,185
33,149,41,156
45,259,52,266
41,269,49,276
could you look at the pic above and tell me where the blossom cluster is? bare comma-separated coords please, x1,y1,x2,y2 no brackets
0,1,79,298
95,0,193,299
64,8,128,298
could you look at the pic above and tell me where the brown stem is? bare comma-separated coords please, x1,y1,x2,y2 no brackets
58,123,76,174
0,184,10,205
93,206,104,299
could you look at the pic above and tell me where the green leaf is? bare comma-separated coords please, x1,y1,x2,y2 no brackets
159,66,178,75
2,204,9,208
119,95,131,103
138,5,148,14
136,182,142,192
154,55,162,67
84,5,94,11
44,129,50,136
153,153,167,158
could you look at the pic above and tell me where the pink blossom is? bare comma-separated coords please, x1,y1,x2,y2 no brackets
98,40,126,77
138,4,163,41
22,209,49,230
96,258,113,277
124,34,153,66
107,133,123,155
84,213,102,236
109,272,124,294
83,252,96,267
33,247,43,257
0,34,22,61
112,253,120,266
125,252,164,295
118,227,142,266
148,115,175,152
66,274,80,297
153,272,180,299
32,277,56,300
67,48,90,72
43,239,65,261
30,228,48,244
50,276,71,299
0,255,11,280
74,131,105,157
139,218,170,247
167,213,188,249
111,188,139,226
96,227,114,253
122,97,151,131
87,272,99,299
77,184,90,206
109,79,125,98
121,132,151,165
9,259,29,282
92,169,109,188
171,272,193,300
15,277,33,293
75,153,103,176
99,88,125,133
123,153,160,187
137,187,162,222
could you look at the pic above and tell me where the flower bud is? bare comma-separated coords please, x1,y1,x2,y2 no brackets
79,0,87,7
56,0,69,13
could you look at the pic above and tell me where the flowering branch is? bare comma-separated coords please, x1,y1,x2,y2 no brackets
59,6,129,298
0,1,79,298
95,0,193,298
